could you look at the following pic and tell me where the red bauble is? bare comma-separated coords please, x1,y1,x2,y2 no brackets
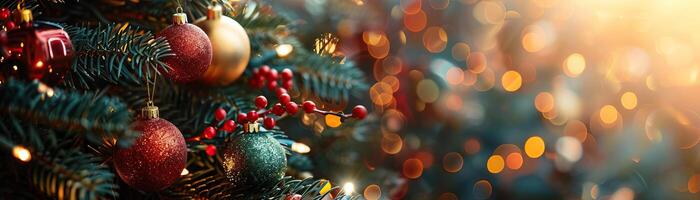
352,105,368,119
0,8,9,20
255,96,268,109
157,13,212,83
113,116,187,192
263,117,275,129
302,101,316,113
1,19,73,86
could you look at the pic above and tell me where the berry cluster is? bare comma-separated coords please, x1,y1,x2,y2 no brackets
248,65,294,91
191,87,367,157
0,8,16,31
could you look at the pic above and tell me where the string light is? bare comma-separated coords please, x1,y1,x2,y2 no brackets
343,182,355,195
275,44,294,57
291,142,311,154
12,145,31,162
181,168,189,176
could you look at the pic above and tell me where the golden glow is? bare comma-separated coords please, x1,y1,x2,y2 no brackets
524,136,545,158
473,0,505,25
563,53,586,77
12,145,31,162
181,168,189,176
291,142,311,154
599,105,619,124
501,70,523,92
35,60,44,68
381,133,403,154
486,155,505,173
564,120,588,142
363,184,381,200
325,114,342,128
416,79,439,103
522,31,545,52
343,182,355,195
275,44,294,57
620,92,638,110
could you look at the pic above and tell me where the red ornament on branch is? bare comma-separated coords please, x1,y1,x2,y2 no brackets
0,9,73,86
157,12,212,83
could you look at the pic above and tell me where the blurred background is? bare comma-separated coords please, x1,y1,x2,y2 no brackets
268,0,700,199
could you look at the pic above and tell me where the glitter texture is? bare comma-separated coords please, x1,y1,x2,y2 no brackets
157,23,212,83
223,133,286,189
113,118,187,192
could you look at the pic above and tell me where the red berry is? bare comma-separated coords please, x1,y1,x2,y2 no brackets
302,101,316,113
249,75,265,89
352,105,368,120
263,117,275,129
281,68,293,80
255,96,268,109
223,119,236,132
247,111,259,122
279,93,291,104
0,8,9,20
5,21,14,30
282,80,293,90
266,69,278,80
285,194,302,200
237,113,248,123
285,102,299,115
205,145,217,156
260,65,271,75
215,108,227,121
272,103,285,116
275,88,288,97
202,126,216,139
267,80,278,90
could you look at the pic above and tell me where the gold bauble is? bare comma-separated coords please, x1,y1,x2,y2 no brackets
195,4,250,86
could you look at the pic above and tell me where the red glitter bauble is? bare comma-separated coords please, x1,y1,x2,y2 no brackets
157,14,212,83
113,117,187,192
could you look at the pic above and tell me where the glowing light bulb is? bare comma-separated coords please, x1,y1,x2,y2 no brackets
35,60,44,68
12,145,31,162
276,44,294,57
325,114,342,128
291,142,311,154
343,182,355,195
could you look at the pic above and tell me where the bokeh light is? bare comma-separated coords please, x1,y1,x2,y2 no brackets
501,70,523,92
534,92,555,113
417,79,440,103
442,152,464,173
473,180,493,199
381,133,403,154
505,152,523,170
599,105,619,125
524,136,545,158
563,53,586,78
403,158,424,179
620,92,638,110
363,184,382,200
487,155,505,173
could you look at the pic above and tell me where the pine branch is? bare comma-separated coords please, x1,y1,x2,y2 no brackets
30,148,118,199
231,3,289,31
63,23,173,88
0,79,137,146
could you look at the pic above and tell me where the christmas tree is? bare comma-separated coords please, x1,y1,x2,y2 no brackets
0,0,368,199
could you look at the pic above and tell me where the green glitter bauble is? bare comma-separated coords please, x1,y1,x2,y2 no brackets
222,133,287,189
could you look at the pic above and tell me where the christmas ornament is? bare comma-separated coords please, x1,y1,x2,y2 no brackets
157,12,212,83
113,102,187,192
223,133,286,188
195,2,250,86
0,9,73,86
